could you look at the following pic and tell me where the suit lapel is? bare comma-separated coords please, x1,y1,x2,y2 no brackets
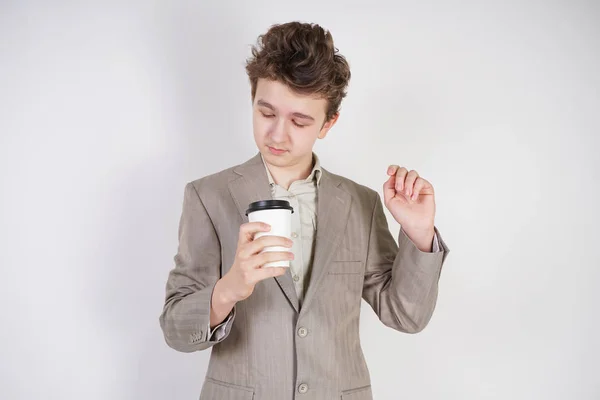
299,169,352,317
228,152,300,313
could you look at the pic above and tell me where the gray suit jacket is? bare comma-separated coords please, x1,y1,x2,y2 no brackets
159,152,450,400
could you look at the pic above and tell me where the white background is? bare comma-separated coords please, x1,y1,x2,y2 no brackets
1,1,599,399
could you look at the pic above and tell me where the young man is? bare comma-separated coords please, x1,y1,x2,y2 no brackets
160,21,449,400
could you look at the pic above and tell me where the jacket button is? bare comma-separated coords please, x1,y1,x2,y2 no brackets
297,327,308,338
298,383,309,394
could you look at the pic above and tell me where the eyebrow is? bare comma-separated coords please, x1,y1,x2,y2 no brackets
256,99,315,121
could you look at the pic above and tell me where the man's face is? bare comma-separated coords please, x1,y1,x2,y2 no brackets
252,78,337,168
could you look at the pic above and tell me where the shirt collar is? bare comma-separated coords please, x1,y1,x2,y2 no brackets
260,152,322,187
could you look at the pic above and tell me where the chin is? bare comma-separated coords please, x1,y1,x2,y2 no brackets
265,151,288,161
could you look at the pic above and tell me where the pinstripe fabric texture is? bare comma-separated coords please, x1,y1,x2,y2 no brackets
159,152,450,400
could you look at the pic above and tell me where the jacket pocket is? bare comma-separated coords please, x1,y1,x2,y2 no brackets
200,377,254,400
341,384,373,399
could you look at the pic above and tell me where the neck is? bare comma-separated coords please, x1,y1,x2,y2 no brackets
266,154,314,191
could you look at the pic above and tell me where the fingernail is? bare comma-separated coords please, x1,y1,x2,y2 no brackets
411,193,417,201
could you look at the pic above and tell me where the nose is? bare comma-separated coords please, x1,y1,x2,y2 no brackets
268,117,288,143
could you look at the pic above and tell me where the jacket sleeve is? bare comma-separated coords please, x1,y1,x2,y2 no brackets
159,182,236,352
362,192,450,333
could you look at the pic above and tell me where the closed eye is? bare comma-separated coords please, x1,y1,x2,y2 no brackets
260,112,275,118
292,120,306,128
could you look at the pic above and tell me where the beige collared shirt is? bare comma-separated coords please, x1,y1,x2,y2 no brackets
260,152,322,304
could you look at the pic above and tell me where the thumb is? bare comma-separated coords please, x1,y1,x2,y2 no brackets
383,174,396,204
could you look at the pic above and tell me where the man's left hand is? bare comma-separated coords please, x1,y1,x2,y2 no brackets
383,165,436,251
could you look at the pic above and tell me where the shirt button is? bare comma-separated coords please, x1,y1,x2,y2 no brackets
293,275,300,282
298,383,309,394
297,327,308,338
291,232,298,238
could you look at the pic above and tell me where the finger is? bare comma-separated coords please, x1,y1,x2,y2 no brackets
387,165,400,176
241,235,293,258
252,251,294,269
415,178,435,197
238,222,271,245
252,266,287,283
383,174,396,204
395,167,409,192
403,170,419,197
411,178,426,201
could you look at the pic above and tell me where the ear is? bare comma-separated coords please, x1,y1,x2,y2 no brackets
317,113,340,139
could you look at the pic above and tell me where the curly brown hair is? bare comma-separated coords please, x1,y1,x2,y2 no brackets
245,22,351,122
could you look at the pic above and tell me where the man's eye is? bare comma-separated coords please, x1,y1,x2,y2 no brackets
293,120,306,128
261,112,275,118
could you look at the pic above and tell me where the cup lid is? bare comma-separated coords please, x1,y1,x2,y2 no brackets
245,200,294,216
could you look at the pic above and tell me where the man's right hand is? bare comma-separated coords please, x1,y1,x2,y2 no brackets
220,222,294,303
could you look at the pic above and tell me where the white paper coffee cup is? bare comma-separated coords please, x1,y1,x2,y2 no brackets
246,200,294,268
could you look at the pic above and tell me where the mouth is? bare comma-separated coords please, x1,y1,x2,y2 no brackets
268,146,287,155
